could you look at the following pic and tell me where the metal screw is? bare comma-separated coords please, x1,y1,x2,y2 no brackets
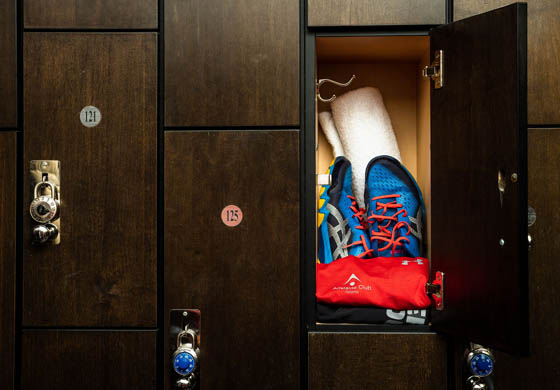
40,161,49,169
511,173,518,183
499,239,505,247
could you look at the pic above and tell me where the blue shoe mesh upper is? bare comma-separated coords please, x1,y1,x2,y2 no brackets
318,156,370,264
365,156,425,258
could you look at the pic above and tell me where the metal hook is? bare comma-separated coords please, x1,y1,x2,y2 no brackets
316,75,356,103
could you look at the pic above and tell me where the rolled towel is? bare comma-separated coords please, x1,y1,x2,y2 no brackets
319,111,345,157
331,87,401,208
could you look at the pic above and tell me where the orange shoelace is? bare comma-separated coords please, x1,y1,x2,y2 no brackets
343,195,373,258
368,194,411,256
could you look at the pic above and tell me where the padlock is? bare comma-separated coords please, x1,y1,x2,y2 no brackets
173,329,199,377
29,181,60,223
465,344,495,377
176,373,197,390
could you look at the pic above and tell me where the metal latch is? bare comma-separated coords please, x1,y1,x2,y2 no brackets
422,50,444,89
426,271,445,310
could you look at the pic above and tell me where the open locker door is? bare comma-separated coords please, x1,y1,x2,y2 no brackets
430,3,528,354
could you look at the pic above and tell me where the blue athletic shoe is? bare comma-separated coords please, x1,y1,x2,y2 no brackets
365,155,425,258
318,157,372,264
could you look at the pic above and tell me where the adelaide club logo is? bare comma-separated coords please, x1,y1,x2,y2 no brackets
332,273,372,292
344,274,361,286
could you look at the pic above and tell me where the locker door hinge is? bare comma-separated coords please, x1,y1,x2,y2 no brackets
422,50,444,89
426,271,445,310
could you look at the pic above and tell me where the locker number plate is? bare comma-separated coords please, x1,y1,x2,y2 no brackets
80,106,102,128
221,205,243,227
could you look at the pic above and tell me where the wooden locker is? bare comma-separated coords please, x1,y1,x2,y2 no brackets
164,131,300,390
310,4,528,351
22,331,157,390
0,133,16,390
308,333,447,389
24,0,158,29
429,3,528,353
0,0,17,127
164,0,299,127
307,0,446,27
455,0,560,124
23,33,157,327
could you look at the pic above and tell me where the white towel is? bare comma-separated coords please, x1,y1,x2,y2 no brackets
319,111,345,157
331,87,401,208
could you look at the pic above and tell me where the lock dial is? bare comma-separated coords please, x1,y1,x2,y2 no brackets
173,351,197,376
466,346,495,377
30,196,59,223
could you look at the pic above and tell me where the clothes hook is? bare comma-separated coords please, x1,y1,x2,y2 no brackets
316,75,356,103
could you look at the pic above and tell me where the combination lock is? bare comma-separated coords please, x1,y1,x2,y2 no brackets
30,181,60,223
173,329,200,377
466,344,495,377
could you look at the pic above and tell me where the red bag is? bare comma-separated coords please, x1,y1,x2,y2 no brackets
316,255,431,310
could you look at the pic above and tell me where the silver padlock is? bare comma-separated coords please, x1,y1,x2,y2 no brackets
32,223,59,244
30,181,60,223
172,329,199,377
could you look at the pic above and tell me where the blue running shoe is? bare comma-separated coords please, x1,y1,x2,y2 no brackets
318,157,372,264
365,155,425,258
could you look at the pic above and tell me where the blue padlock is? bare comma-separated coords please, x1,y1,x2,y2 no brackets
173,329,199,377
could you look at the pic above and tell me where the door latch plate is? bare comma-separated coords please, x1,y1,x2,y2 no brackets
426,271,445,310
422,50,444,89
30,160,61,245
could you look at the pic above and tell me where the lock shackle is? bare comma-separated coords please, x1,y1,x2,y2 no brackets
177,329,197,350
34,181,57,200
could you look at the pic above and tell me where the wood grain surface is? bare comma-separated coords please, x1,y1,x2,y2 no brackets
430,4,528,353
23,33,157,327
164,131,300,390
487,129,560,388
165,0,299,127
0,133,16,390
22,331,157,390
455,0,560,124
24,0,157,29
308,333,447,389
308,0,445,26
0,0,16,127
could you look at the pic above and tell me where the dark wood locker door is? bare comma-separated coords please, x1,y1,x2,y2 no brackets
0,133,16,390
24,0,158,29
307,0,446,27
23,33,157,327
308,333,447,389
430,4,528,353
454,0,560,125
164,0,299,127
0,0,17,127
164,131,300,389
22,331,157,390
484,129,560,389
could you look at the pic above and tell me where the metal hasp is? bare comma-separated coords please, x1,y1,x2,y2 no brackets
426,271,445,310
29,160,61,245
170,309,201,390
422,50,444,89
